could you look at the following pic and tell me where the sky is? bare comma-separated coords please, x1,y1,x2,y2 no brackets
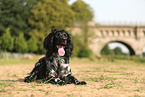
69,0,145,53
69,0,145,25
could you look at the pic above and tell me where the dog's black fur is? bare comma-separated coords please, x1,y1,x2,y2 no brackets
24,29,86,85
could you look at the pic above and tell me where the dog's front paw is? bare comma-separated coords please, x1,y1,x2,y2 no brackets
24,78,31,83
75,81,87,85
24,75,33,83
80,81,87,85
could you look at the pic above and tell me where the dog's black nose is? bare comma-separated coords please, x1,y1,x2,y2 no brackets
62,38,67,44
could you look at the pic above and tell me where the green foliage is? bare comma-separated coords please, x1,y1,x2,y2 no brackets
101,45,128,56
113,47,123,55
71,0,94,47
0,28,14,51
101,45,114,55
71,0,93,23
0,38,1,50
0,0,38,36
78,48,93,58
131,57,145,63
27,36,38,53
72,34,94,58
15,33,28,53
29,0,75,34
101,55,145,63
0,0,95,55
71,34,83,57
37,41,45,54
72,34,93,58
28,0,75,53
142,52,145,57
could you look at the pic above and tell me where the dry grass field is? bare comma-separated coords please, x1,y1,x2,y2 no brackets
0,57,145,97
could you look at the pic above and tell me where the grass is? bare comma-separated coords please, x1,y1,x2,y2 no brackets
101,55,145,64
0,56,40,65
89,74,117,82
0,57,145,97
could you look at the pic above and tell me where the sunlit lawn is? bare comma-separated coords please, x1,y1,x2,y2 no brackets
0,56,145,97
0,57,40,65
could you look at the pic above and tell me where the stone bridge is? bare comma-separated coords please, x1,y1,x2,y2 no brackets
70,23,145,56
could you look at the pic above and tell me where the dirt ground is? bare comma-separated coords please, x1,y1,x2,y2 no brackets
0,58,145,97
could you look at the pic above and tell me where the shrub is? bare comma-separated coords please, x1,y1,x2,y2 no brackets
78,48,93,58
27,36,38,53
71,34,83,57
132,56,145,63
15,33,28,53
0,28,14,52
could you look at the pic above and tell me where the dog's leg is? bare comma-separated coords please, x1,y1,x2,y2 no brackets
66,75,87,85
24,58,46,83
24,62,41,82
59,63,87,85
45,60,65,85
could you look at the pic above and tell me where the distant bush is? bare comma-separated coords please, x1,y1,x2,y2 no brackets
27,36,38,53
0,28,14,52
143,52,145,57
15,33,28,53
78,48,93,58
71,34,82,57
101,55,145,63
131,57,145,63
101,45,114,55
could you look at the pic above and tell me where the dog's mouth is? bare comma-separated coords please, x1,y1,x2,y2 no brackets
56,45,65,56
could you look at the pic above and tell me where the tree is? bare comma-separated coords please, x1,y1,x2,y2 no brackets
143,52,145,57
71,34,83,57
15,33,28,53
113,47,123,55
28,0,75,52
71,0,93,47
27,36,38,53
0,28,14,52
0,0,38,37
71,0,93,23
101,45,114,55
29,0,75,33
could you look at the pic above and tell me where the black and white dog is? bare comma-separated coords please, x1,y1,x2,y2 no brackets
24,29,86,85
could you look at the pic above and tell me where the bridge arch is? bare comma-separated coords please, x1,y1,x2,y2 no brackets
100,40,136,56
71,23,145,57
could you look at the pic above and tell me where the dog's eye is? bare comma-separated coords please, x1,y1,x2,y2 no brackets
63,33,67,37
56,32,61,37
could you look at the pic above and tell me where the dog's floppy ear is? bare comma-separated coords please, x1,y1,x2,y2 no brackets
44,33,53,50
43,32,53,51
43,28,58,50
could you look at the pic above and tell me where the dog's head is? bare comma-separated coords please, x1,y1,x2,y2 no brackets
44,29,73,57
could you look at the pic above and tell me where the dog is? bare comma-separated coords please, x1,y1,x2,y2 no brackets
24,29,87,85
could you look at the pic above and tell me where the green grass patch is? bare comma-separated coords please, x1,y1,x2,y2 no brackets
0,56,144,66
90,74,117,82
103,69,118,73
100,81,122,89
0,81,13,87
0,57,39,65
102,55,145,64
121,72,135,76
0,81,14,92
30,83,44,87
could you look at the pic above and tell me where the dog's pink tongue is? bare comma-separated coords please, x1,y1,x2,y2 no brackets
58,48,65,56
